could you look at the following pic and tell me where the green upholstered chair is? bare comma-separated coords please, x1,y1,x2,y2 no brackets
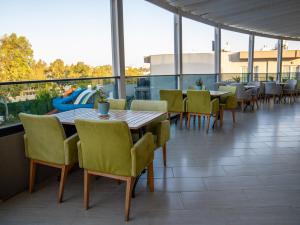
19,113,79,203
218,86,238,124
159,89,185,128
94,98,126,110
108,98,126,110
75,119,154,221
130,100,170,166
186,90,219,133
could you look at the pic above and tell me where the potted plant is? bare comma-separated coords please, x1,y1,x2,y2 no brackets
232,76,240,83
96,88,109,115
268,76,274,82
195,78,203,90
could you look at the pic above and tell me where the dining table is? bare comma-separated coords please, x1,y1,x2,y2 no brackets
182,90,230,97
55,108,166,130
244,85,257,90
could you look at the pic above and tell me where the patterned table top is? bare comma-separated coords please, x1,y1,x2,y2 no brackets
55,108,166,130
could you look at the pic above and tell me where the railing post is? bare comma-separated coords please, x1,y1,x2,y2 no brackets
111,0,126,99
248,34,255,81
174,14,183,90
277,39,283,82
214,27,221,82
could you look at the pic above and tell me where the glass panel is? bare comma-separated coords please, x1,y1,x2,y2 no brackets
123,0,175,76
254,36,278,78
0,0,112,82
281,40,300,81
125,75,177,103
182,74,217,90
182,18,215,74
220,30,249,82
0,78,118,129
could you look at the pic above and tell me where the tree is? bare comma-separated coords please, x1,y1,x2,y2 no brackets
48,59,65,79
69,62,91,78
32,60,47,80
0,33,34,81
125,66,146,76
92,65,112,77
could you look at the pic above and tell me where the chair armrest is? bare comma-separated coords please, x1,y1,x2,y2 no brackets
210,98,219,114
131,132,155,177
156,120,170,148
23,134,29,157
63,133,79,165
224,95,237,109
77,141,83,168
183,97,188,112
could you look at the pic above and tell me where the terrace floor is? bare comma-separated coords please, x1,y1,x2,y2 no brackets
1,102,300,225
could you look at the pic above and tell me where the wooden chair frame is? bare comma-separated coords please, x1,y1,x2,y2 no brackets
187,112,219,133
29,159,70,203
219,107,236,126
167,112,183,129
83,162,154,221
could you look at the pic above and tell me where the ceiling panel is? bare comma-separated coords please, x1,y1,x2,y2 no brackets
147,0,300,40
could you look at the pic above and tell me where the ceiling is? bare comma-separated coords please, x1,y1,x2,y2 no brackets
146,0,300,41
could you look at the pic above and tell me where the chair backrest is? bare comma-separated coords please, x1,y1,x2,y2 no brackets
186,90,211,114
159,90,184,112
75,120,133,176
297,80,300,90
218,86,237,95
130,100,167,112
265,82,276,95
108,99,126,110
19,113,66,164
247,81,260,87
230,83,245,99
287,79,297,90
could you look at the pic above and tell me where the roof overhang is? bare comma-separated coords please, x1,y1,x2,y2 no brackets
146,0,300,41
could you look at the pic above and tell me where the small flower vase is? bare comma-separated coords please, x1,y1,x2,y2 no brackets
98,102,110,115
195,85,202,90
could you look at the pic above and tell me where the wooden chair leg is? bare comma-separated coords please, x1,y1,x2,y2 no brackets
232,110,236,123
206,115,211,133
58,165,69,203
220,108,224,127
179,113,183,129
147,162,154,192
125,177,134,221
29,159,36,193
187,113,191,129
162,143,167,167
84,170,90,210
193,115,196,127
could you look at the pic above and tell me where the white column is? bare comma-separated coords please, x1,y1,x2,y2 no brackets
248,34,255,81
174,14,183,90
277,39,283,82
111,0,126,98
214,27,221,82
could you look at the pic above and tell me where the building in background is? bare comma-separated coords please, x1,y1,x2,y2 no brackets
144,50,300,80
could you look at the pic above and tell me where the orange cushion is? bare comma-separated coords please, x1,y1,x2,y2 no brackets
63,88,75,97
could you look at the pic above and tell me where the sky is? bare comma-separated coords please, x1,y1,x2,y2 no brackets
1,0,300,67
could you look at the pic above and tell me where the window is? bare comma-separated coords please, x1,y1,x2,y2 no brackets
0,0,112,81
282,40,300,79
254,36,278,76
182,18,214,74
221,30,249,82
123,0,174,76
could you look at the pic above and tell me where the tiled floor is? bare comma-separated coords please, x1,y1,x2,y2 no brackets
1,102,300,225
